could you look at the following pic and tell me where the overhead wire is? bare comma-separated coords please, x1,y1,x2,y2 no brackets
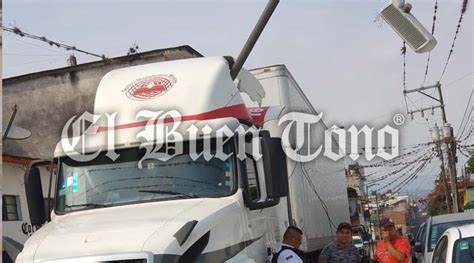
368,71,473,125
362,143,433,169
455,88,473,138
3,53,67,57
422,0,439,86
367,148,435,186
300,163,338,232
459,110,473,139
382,152,435,194
439,0,470,81
458,146,471,158
458,127,473,142
401,42,410,114
366,147,433,182
3,26,106,59
395,156,434,192
4,34,67,54
412,161,440,193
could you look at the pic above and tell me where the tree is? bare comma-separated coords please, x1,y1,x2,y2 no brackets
427,195,447,216
467,156,474,173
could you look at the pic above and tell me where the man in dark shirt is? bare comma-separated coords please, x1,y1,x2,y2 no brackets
318,222,360,263
272,226,305,263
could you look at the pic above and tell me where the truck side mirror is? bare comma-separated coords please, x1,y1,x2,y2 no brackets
24,161,48,226
261,136,288,198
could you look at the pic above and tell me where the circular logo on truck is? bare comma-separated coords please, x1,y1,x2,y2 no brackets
123,74,176,100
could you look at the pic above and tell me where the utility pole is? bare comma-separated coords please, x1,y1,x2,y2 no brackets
443,124,459,212
405,82,459,213
366,184,375,256
432,124,452,213
374,190,381,239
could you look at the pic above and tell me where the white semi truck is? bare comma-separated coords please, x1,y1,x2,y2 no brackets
18,57,349,263
17,1,350,262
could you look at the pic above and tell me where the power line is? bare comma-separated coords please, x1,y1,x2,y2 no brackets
362,143,433,169
459,126,473,142
439,0,470,80
4,34,66,54
3,26,106,60
3,53,67,57
384,153,435,194
368,71,473,125
301,163,337,231
422,0,439,86
458,146,471,158
401,41,409,114
458,109,473,140
412,161,439,193
444,71,474,89
368,149,435,186
456,89,473,138
367,148,434,183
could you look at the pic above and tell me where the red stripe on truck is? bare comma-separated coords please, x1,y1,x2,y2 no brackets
97,104,252,132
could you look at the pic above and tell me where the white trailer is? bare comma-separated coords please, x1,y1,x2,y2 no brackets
248,65,350,252
17,57,349,262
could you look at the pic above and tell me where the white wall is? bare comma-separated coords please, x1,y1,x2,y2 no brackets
2,161,55,244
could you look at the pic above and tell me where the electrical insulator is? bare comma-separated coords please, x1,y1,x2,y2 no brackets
431,124,440,142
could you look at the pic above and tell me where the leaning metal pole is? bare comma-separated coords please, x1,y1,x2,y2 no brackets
230,0,279,80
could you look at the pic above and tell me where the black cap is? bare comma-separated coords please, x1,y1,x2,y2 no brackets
337,222,352,232
380,218,395,228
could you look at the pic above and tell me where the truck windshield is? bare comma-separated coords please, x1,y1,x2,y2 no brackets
55,139,236,212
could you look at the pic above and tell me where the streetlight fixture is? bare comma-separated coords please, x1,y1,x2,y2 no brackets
379,0,437,53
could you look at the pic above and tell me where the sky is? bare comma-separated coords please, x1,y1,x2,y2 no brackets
2,0,473,196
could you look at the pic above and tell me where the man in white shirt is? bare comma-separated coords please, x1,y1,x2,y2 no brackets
272,226,304,263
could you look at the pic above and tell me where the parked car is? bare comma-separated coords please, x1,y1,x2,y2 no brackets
414,213,474,263
411,222,426,262
431,224,474,263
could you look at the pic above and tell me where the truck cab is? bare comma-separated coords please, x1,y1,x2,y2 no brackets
18,56,349,262
18,57,291,262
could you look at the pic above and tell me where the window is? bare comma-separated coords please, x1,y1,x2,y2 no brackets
415,224,426,251
431,236,448,263
2,195,22,221
453,237,474,263
416,223,425,243
245,158,260,201
56,139,236,213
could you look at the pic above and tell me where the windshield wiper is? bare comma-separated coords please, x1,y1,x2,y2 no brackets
138,190,198,199
65,203,110,210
